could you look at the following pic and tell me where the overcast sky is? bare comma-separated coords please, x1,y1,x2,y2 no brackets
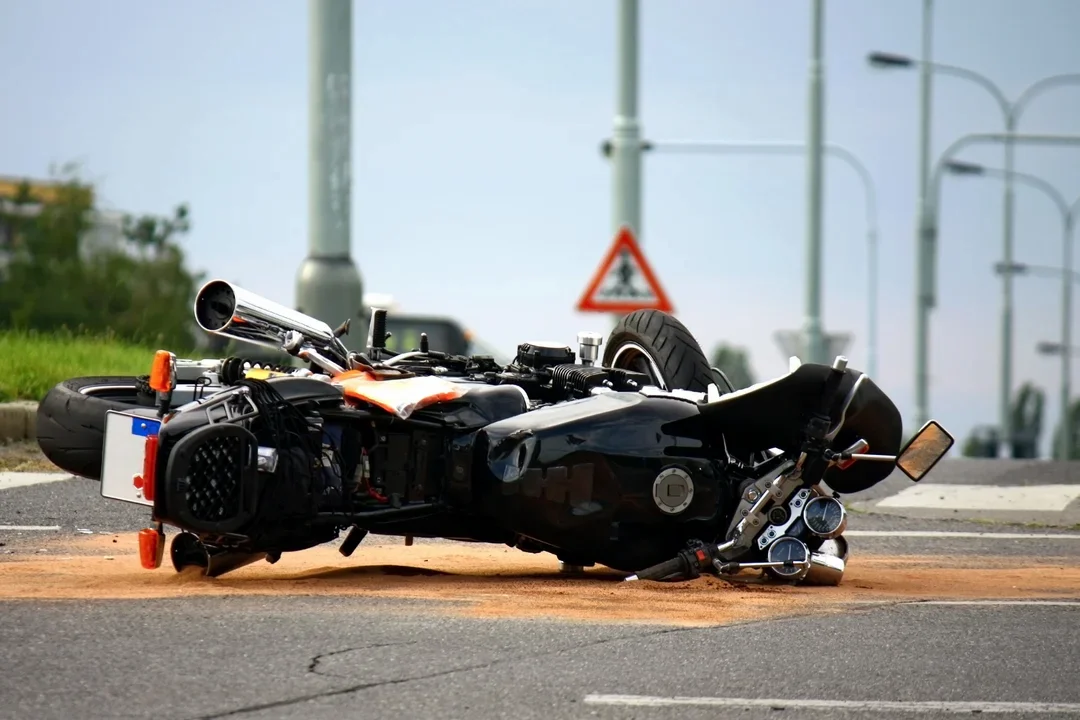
3,0,1080,453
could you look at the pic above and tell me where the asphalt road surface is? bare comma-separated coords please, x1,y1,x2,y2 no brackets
2,464,1079,720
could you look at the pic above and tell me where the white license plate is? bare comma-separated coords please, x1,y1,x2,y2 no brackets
100,410,162,506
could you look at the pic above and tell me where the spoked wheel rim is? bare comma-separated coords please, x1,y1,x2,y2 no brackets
608,341,669,391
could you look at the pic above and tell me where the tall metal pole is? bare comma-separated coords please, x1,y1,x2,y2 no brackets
804,0,827,364
999,114,1017,457
296,0,365,328
612,0,641,239
1062,213,1074,459
914,0,934,431
867,225,878,378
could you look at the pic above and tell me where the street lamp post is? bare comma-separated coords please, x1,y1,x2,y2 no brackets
611,0,641,240
946,159,1079,459
805,0,827,365
868,53,1080,457
643,140,879,378
917,132,1080,439
296,0,365,330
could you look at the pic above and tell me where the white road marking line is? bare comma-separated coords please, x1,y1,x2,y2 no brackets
0,472,74,491
583,694,1080,714
845,530,1080,540
0,524,61,531
875,483,1080,511
916,600,1080,607
839,600,1080,607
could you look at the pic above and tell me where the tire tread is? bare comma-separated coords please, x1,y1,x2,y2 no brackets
603,310,714,392
35,376,147,480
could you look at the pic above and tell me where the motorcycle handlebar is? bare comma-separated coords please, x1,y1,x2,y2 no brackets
626,557,687,582
624,545,716,583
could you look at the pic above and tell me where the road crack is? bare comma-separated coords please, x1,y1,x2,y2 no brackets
187,625,696,719
307,641,420,678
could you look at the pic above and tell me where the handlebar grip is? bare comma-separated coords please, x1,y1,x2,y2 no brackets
631,555,690,582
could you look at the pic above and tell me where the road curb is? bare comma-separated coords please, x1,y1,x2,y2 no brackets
0,402,38,442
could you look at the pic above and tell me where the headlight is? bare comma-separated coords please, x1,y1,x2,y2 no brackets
801,495,847,539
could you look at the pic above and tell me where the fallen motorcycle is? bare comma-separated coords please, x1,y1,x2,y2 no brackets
37,279,955,585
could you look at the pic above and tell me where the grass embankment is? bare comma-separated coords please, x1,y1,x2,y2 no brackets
0,330,185,402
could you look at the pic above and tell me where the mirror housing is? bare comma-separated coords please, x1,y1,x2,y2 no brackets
895,420,955,482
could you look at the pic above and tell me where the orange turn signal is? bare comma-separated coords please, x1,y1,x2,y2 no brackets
138,527,165,570
149,350,177,394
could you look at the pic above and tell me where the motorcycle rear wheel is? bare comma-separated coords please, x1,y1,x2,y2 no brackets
603,309,715,394
35,376,154,480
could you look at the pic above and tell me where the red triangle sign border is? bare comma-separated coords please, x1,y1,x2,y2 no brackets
576,226,674,314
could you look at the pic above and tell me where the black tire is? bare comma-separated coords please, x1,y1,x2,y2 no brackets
36,376,154,480
603,310,714,393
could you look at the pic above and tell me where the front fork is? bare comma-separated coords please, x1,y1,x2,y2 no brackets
625,453,853,585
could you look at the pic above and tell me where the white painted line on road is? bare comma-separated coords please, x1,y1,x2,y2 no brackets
0,472,74,491
875,483,1080,511
916,600,1080,607
583,694,1080,714
845,530,1080,540
0,524,61,531
838,599,1080,608
843,600,1080,607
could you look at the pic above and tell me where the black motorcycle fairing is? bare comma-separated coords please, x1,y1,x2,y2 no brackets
471,392,730,571
662,364,903,493
417,382,531,430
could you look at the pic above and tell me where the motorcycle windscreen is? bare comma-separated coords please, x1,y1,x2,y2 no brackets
665,364,903,494
332,370,468,419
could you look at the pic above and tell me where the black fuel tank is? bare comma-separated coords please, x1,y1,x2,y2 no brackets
472,392,729,570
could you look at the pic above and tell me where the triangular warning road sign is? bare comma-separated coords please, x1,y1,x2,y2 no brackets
576,226,674,314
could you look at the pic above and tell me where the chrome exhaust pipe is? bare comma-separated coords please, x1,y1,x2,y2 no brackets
170,532,269,578
193,279,337,354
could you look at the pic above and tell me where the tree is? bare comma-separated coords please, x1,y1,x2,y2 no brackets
0,166,96,331
1010,382,1044,459
962,425,999,458
710,343,755,390
1051,397,1080,460
959,382,1045,458
0,164,203,350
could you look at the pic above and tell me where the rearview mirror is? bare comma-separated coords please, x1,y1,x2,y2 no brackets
896,420,955,482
